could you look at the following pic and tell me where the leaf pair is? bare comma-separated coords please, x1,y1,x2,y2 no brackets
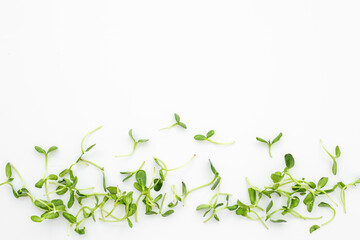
35,146,58,155
115,129,148,157
194,130,235,145
160,113,187,130
320,140,341,175
256,132,282,158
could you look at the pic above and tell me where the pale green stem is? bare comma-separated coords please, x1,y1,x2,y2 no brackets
206,139,235,145
183,175,218,206
81,126,102,154
159,123,177,131
115,143,137,157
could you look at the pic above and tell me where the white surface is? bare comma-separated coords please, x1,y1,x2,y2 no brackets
1,1,360,239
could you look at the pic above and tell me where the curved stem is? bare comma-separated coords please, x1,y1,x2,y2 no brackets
183,175,218,206
115,143,137,158
10,164,26,188
159,123,177,131
290,209,322,220
81,126,102,154
250,210,269,229
167,154,196,172
206,139,235,145
321,207,336,226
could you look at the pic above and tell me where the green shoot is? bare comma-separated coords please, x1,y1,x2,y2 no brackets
320,140,341,175
160,113,187,130
194,130,235,145
256,132,282,158
34,146,58,202
115,129,148,157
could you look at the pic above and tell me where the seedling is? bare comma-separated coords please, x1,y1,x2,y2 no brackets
320,140,341,175
194,130,235,145
256,132,282,158
115,129,148,157
160,113,187,130
182,160,221,206
34,146,58,201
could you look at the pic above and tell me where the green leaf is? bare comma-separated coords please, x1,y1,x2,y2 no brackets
68,191,75,208
124,192,133,205
256,137,268,144
182,182,187,195
75,227,85,235
34,200,50,210
59,169,69,177
107,186,118,194
196,204,211,210
42,211,59,219
47,146,58,153
211,177,221,190
270,219,286,223
227,205,238,211
194,135,207,141
128,204,137,217
209,160,219,176
35,179,45,188
290,196,300,209
56,186,68,195
308,182,316,189
128,129,135,141
5,163,12,179
63,212,77,224
154,178,163,192
48,174,58,180
271,172,284,183
310,225,320,234
133,182,142,192
34,146,46,154
235,207,248,216
174,113,180,123
332,161,337,175
136,170,146,187
237,200,248,208
271,132,283,144
318,202,331,208
303,193,314,206
248,188,256,205
31,216,43,222
153,194,162,203
335,146,341,158
317,177,328,189
127,218,133,228
85,144,96,152
206,130,215,138
178,122,187,129
284,154,295,169
266,200,273,213
162,210,174,217
137,139,149,143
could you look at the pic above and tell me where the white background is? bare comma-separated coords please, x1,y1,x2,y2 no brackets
1,1,360,239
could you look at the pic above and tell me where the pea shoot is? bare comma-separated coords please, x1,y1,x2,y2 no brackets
194,130,235,145
256,132,282,158
115,129,149,157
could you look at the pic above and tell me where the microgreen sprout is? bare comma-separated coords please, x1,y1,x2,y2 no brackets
34,145,58,202
256,132,282,158
320,140,341,175
182,160,221,206
115,129,149,157
160,113,187,130
194,130,235,145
